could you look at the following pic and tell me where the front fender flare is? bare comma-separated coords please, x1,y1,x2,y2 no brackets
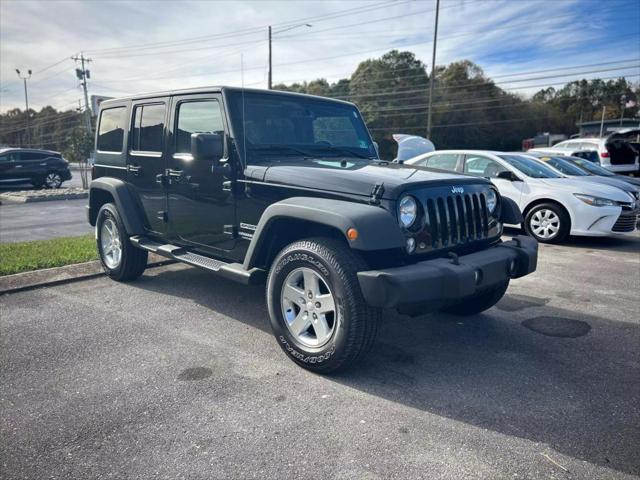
243,197,405,269
88,177,146,235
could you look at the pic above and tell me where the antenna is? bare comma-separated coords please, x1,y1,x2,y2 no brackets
241,54,247,166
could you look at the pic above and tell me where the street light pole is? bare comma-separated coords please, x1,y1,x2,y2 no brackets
268,23,311,90
15,68,32,146
426,0,440,140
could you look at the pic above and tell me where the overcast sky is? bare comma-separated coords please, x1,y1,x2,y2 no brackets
1,0,639,113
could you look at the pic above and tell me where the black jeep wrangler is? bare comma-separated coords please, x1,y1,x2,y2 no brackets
87,87,537,372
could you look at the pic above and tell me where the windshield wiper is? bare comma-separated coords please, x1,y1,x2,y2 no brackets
248,144,313,157
311,145,373,160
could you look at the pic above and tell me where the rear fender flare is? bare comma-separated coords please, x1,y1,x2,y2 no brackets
88,178,146,235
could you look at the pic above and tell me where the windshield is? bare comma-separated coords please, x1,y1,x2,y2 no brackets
569,156,615,176
498,154,562,178
226,90,377,164
536,156,590,176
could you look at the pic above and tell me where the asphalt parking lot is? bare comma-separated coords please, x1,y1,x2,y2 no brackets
1,233,639,479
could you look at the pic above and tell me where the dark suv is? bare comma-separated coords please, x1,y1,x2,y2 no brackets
87,87,538,372
0,148,72,188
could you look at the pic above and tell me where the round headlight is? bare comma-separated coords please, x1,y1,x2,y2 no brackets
398,195,417,228
486,189,498,213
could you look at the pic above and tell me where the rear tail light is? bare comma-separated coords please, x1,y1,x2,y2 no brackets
600,151,610,158
91,165,96,179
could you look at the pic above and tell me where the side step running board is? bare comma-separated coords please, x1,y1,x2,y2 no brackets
130,236,265,285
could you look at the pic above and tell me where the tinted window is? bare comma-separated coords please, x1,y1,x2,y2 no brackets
464,155,506,178
570,156,615,176
537,156,589,176
132,104,165,152
426,153,458,171
98,107,128,152
0,154,9,162
20,152,47,161
176,100,224,153
498,154,562,178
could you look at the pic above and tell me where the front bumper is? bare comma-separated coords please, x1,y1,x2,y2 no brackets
357,235,538,309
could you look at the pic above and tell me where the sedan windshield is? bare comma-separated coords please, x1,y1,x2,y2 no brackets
498,154,562,178
568,156,615,176
536,156,590,176
226,90,377,164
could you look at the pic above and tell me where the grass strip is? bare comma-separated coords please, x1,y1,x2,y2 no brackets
0,235,97,276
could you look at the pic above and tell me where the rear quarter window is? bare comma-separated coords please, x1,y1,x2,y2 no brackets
98,107,128,152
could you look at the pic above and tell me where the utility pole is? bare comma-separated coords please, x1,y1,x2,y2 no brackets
268,26,272,90
268,23,311,90
15,68,32,145
599,105,606,137
72,53,93,132
426,0,440,140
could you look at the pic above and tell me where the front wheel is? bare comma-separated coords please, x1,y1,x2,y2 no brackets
96,203,148,281
442,280,509,315
266,237,380,373
524,203,570,243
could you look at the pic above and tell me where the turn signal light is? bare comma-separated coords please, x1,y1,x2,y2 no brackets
346,228,359,241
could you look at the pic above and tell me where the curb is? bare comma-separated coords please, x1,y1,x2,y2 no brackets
0,191,88,204
0,255,175,295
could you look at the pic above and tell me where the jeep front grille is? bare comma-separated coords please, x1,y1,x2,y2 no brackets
424,192,489,248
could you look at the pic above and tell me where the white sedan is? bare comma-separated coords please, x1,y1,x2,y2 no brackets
404,150,638,243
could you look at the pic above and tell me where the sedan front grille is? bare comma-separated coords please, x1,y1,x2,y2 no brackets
424,192,489,248
612,212,638,233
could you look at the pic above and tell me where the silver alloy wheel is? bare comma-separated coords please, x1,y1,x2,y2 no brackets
281,267,338,348
100,218,122,269
530,208,560,239
45,172,62,188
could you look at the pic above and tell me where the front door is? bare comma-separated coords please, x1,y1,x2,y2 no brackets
462,154,524,207
166,94,236,252
126,99,169,235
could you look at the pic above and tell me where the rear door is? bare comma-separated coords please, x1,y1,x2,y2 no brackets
166,93,236,252
127,99,169,235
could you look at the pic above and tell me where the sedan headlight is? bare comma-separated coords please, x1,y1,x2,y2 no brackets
486,189,498,213
573,194,617,207
398,195,418,227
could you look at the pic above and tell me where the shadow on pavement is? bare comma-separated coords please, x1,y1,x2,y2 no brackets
132,265,640,476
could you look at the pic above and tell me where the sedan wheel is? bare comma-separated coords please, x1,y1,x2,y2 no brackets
45,172,63,189
530,209,560,240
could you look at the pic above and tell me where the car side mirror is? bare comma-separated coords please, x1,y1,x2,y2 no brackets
497,170,521,181
191,133,224,165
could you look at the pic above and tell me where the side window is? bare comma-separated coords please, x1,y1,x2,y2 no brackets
131,103,165,152
426,153,458,171
464,155,505,178
0,154,9,163
20,152,45,161
98,107,128,152
175,100,224,154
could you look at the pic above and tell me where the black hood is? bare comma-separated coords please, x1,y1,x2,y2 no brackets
251,159,489,199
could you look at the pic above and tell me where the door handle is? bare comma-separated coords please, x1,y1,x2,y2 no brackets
166,168,183,178
166,168,191,185
127,164,142,175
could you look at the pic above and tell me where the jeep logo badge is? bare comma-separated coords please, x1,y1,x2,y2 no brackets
451,186,465,194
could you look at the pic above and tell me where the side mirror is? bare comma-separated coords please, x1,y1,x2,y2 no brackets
496,170,521,182
191,133,224,164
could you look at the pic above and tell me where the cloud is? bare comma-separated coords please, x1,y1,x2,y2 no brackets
1,0,638,113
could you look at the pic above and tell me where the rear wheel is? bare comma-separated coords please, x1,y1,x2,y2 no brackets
96,203,147,281
524,203,570,243
266,237,380,373
443,280,509,315
44,171,63,189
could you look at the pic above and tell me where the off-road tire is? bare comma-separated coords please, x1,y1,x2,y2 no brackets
442,280,509,315
524,203,570,244
96,203,148,281
266,237,380,373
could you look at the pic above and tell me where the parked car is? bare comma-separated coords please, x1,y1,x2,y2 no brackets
528,129,640,175
87,87,538,373
518,151,640,203
563,154,640,188
404,150,637,243
0,148,72,188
